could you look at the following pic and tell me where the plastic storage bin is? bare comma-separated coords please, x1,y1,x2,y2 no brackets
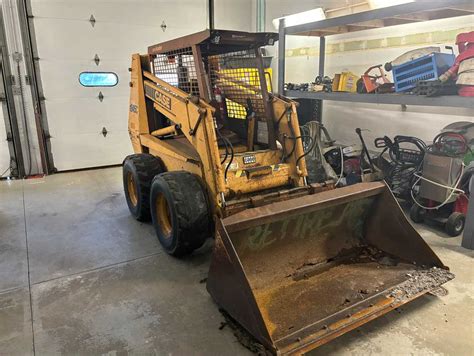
392,52,455,92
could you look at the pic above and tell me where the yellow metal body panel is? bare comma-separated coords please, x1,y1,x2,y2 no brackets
128,55,150,153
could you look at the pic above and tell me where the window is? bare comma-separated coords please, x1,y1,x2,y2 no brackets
79,72,118,87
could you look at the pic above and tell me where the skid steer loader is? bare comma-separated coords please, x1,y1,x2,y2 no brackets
123,29,453,354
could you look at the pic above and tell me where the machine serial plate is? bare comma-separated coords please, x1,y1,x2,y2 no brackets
243,155,257,165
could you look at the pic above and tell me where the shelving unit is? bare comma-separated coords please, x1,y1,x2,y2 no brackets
285,91,474,109
277,0,474,111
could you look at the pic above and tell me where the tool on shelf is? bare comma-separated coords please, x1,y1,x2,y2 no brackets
412,79,458,97
356,65,394,93
384,46,441,72
332,72,358,92
392,49,455,93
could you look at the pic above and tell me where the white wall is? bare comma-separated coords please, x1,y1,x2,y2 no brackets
215,0,253,31
264,1,474,149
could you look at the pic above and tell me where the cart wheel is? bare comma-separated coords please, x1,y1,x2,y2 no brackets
445,212,465,237
410,204,425,223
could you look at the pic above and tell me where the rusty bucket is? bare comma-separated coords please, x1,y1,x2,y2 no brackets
207,182,453,354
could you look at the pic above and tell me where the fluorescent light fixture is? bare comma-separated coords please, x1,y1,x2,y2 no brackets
369,0,414,9
272,8,326,30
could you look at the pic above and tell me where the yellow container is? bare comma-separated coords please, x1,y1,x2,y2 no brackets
336,71,359,92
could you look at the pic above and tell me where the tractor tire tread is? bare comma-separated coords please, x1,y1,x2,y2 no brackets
123,153,164,221
154,171,211,256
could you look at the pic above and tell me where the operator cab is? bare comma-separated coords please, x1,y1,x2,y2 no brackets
147,29,279,154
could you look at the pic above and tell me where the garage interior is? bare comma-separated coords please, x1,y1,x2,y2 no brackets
0,0,473,355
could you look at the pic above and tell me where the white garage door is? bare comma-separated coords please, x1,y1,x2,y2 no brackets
31,0,208,170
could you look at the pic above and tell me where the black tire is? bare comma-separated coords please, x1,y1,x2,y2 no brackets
123,154,165,221
445,212,465,237
410,204,425,223
150,171,212,257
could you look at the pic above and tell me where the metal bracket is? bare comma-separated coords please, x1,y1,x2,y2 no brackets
94,54,100,66
189,112,204,136
161,21,167,32
98,91,104,102
89,15,96,27
12,52,22,62
101,127,108,137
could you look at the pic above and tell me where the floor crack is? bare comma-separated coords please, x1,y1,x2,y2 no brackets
22,181,36,355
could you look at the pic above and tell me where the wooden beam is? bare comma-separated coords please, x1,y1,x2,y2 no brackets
346,25,378,32
383,17,421,26
349,19,385,28
393,12,430,22
325,1,370,18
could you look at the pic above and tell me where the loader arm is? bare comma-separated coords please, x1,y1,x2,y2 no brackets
271,95,308,183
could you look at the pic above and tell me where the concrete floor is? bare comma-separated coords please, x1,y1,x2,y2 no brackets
0,167,472,355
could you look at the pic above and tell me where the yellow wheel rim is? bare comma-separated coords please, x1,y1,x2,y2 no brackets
156,193,172,238
127,172,138,207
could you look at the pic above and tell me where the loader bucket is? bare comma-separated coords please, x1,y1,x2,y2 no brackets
207,182,453,355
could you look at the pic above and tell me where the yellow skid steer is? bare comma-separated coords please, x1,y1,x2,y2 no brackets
123,29,453,354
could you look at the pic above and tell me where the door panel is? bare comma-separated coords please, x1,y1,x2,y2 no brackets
31,0,207,25
31,0,207,170
49,131,131,171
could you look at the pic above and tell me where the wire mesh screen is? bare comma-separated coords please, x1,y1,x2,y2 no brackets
208,50,267,121
152,47,199,96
